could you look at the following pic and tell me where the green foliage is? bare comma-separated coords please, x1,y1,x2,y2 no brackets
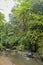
0,12,5,21
0,43,4,50
16,44,25,51
0,0,43,59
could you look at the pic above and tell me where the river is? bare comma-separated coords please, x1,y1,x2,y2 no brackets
0,50,43,65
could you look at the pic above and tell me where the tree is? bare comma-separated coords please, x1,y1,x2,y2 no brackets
0,12,5,50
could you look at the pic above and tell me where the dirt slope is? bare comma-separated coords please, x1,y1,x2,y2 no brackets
0,56,15,65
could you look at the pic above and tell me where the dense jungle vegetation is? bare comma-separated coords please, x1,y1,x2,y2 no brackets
0,0,43,60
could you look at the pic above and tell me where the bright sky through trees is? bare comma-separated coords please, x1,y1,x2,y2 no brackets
0,0,17,21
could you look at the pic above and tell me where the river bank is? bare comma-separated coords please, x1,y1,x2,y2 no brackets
0,55,15,65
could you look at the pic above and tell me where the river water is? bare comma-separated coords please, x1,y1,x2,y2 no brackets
7,51,43,65
0,51,43,65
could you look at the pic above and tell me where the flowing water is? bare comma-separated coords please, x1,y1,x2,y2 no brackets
0,51,43,65
7,51,43,65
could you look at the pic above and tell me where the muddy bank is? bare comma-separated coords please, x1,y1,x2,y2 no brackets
0,55,15,65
